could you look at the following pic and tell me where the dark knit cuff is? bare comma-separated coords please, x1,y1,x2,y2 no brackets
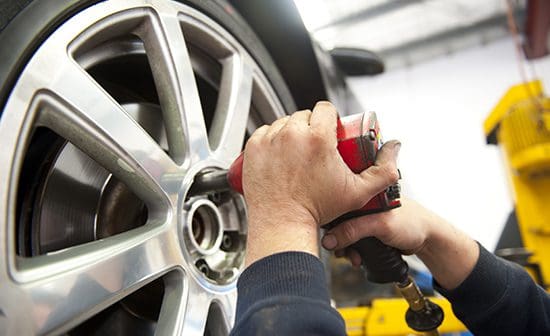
434,242,509,316
236,252,329,316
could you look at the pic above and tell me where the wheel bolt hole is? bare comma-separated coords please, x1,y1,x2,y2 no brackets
220,231,241,252
222,234,232,249
196,260,210,276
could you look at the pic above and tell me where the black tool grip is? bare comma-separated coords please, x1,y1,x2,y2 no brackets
352,236,409,284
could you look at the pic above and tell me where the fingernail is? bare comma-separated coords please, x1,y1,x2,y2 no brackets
322,234,337,250
393,141,401,159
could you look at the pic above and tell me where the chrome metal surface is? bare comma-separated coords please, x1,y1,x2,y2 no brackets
187,199,223,256
0,0,285,335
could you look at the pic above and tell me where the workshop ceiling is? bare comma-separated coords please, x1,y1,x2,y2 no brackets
294,0,527,69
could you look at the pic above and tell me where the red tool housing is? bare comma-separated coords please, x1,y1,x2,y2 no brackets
337,111,401,213
227,111,400,214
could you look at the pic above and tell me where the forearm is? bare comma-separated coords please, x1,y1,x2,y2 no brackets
416,215,479,290
435,244,550,335
244,209,320,267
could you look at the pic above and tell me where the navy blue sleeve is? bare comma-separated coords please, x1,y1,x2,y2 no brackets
435,243,550,336
231,252,346,336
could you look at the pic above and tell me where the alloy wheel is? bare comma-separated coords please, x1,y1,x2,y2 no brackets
0,0,286,335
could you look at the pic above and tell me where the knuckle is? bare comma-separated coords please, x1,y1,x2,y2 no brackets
301,134,326,156
278,123,294,136
294,109,312,115
245,136,258,149
246,127,267,149
288,110,311,127
309,130,326,145
253,125,269,136
385,166,400,184
341,221,358,244
373,164,399,185
282,124,303,140
244,139,260,155
278,115,291,124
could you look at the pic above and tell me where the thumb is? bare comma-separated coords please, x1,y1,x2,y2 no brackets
355,140,401,199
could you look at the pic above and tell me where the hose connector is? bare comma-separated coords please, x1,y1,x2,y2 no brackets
397,276,444,335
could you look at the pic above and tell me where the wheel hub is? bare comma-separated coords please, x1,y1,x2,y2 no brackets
181,167,247,286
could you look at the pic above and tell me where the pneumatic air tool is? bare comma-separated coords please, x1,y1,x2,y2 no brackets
190,111,444,335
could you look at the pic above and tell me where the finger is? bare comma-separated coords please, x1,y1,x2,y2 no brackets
310,101,338,139
333,248,361,267
374,140,401,168
347,248,362,268
248,124,269,144
287,109,312,127
265,116,290,139
334,249,346,258
322,215,382,250
356,140,401,199
244,125,270,157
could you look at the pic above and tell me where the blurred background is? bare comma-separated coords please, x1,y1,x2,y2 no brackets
295,0,550,251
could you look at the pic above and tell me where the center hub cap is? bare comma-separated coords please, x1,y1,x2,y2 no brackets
181,169,248,286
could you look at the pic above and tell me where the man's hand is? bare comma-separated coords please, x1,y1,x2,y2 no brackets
242,101,400,266
322,197,479,290
322,198,434,260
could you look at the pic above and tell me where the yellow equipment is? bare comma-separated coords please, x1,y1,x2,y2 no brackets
339,298,465,336
484,80,550,288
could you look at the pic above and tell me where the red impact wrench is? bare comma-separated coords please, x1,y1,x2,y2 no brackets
190,111,443,334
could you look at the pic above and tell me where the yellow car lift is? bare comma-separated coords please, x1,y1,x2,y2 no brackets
336,81,550,335
484,80,550,288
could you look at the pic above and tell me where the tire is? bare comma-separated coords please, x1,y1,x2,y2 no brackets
0,1,294,335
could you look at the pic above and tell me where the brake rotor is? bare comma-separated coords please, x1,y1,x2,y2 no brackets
32,103,164,255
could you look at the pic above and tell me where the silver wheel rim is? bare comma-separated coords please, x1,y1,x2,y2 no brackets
0,1,285,335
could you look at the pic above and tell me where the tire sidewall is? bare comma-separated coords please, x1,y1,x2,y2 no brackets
0,0,296,118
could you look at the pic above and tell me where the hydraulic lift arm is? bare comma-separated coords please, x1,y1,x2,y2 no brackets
485,80,550,288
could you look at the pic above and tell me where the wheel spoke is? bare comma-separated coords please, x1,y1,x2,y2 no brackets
211,291,238,334
155,272,186,336
139,8,210,165
14,226,180,335
36,59,177,205
210,54,253,164
157,275,215,336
